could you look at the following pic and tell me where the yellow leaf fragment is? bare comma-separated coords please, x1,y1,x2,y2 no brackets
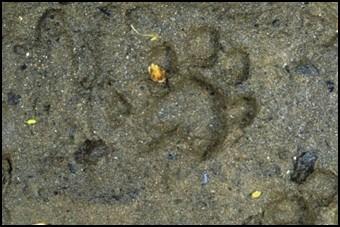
148,63,166,83
25,118,37,125
149,33,160,41
250,190,262,199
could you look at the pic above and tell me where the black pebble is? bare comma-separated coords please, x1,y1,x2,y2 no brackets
20,64,27,70
167,152,177,160
290,151,318,184
326,80,335,93
7,92,21,105
272,19,280,27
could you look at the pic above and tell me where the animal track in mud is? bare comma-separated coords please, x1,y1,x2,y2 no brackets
41,7,255,180
91,25,259,159
12,8,78,121
36,9,67,48
10,8,259,205
66,139,144,204
187,26,220,67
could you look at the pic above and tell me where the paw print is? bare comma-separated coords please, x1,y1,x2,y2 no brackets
91,25,259,160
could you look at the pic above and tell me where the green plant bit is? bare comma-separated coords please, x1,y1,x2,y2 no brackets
25,118,37,125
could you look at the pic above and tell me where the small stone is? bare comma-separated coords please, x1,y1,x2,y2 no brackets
290,150,318,184
295,63,319,76
68,161,77,174
201,171,209,185
272,19,280,27
166,152,177,160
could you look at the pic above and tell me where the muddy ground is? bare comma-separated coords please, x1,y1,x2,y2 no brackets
2,2,338,224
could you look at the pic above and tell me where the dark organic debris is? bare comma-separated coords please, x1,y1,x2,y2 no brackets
20,64,27,71
7,92,21,106
74,139,111,165
243,213,263,225
290,151,318,184
2,153,13,190
97,7,112,17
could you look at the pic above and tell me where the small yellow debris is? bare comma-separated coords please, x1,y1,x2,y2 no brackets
250,190,262,199
148,63,166,83
149,35,160,41
25,118,37,125
130,24,160,42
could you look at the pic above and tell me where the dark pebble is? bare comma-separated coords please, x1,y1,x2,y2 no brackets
295,64,319,76
43,104,51,113
166,152,177,160
326,80,335,93
68,161,77,174
13,44,28,55
20,64,27,70
272,19,280,27
290,150,318,184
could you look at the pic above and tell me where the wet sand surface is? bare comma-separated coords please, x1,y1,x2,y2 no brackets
2,2,338,224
